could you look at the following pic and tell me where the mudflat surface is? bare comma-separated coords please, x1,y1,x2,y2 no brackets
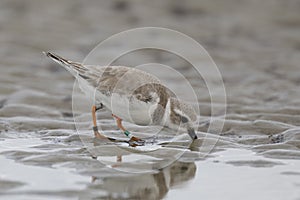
0,0,300,199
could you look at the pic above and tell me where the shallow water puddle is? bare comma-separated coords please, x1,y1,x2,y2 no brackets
166,148,300,200
0,155,90,197
1,145,299,200
1,138,46,152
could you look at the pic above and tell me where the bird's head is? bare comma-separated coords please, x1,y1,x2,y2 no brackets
164,98,198,140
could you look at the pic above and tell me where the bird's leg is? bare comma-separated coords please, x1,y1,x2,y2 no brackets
111,155,122,168
92,105,106,139
116,155,122,162
111,114,145,146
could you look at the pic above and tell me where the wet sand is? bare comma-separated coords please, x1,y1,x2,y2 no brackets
1,0,300,199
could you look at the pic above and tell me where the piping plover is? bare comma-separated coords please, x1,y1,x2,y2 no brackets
45,52,197,145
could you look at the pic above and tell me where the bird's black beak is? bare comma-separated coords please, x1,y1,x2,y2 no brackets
188,128,197,140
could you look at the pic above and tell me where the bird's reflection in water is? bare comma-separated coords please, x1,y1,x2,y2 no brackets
87,141,199,199
90,160,196,199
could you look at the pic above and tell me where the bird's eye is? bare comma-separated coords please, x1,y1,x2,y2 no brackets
180,115,188,123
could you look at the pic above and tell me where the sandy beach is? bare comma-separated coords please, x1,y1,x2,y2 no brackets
0,0,300,199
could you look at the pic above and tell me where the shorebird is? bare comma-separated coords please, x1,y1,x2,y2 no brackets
45,52,198,146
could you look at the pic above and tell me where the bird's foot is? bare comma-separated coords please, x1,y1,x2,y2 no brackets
93,126,107,139
94,131,107,139
129,136,145,147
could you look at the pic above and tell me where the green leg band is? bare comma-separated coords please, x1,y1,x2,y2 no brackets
124,130,131,137
93,126,98,132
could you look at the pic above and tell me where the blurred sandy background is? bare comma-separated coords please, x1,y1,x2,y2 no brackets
1,0,300,107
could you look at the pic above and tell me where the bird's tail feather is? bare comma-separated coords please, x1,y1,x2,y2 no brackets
44,52,87,76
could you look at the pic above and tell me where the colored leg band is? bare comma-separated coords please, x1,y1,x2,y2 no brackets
93,126,98,132
124,130,131,137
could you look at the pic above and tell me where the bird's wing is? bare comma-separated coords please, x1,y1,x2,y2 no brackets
45,52,175,105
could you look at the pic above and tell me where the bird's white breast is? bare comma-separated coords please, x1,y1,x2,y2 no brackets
96,91,158,126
